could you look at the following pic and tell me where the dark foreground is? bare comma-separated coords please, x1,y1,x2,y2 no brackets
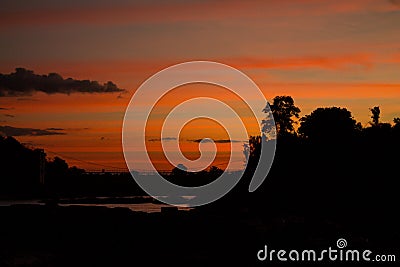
0,204,399,267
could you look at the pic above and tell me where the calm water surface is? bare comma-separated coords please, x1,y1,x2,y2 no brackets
0,198,191,213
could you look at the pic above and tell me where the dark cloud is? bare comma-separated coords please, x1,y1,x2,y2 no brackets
117,92,127,99
190,139,242,143
0,125,66,136
61,127,90,131
389,0,400,6
17,97,39,101
45,127,64,131
0,107,10,110
4,114,15,118
148,137,177,142
0,68,125,97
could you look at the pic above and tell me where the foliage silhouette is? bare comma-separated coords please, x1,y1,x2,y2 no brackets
1,96,400,219
166,165,224,187
369,106,380,126
263,95,300,137
298,107,360,142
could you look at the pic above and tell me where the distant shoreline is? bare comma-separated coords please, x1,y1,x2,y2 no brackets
0,196,192,213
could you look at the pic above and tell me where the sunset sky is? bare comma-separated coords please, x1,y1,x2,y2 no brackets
1,0,400,171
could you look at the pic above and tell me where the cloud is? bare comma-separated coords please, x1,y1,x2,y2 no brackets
147,137,242,143
45,127,64,131
0,0,396,28
226,54,373,70
0,68,125,97
389,0,400,7
16,97,39,101
68,127,90,131
148,137,177,142
190,139,242,143
0,125,66,136
37,53,374,82
0,107,10,110
3,114,14,118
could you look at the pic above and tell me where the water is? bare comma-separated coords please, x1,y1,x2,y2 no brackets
0,198,191,213
58,203,190,213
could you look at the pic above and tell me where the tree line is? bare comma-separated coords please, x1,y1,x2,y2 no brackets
262,95,399,140
238,95,399,218
1,95,399,202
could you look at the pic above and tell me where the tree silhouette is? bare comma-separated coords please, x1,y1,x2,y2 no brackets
364,107,394,139
248,135,262,160
298,107,360,142
263,96,300,137
393,118,400,128
46,156,68,183
171,163,188,176
208,166,223,177
369,106,380,126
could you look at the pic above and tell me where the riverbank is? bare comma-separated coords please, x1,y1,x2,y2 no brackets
0,196,192,213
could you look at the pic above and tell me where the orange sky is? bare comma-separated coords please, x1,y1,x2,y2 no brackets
1,0,399,171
